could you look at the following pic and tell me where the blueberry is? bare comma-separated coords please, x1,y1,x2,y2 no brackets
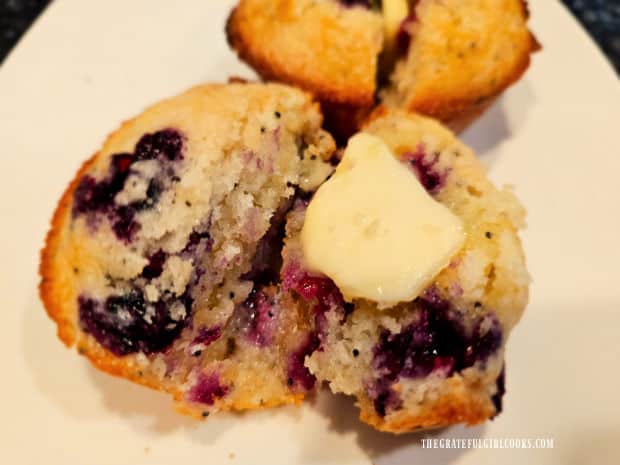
491,366,506,415
368,290,503,416
368,378,403,417
134,129,184,161
111,204,141,242
187,373,229,405
282,263,349,350
286,332,320,391
182,230,213,255
142,250,167,280
242,198,292,286
233,287,276,347
78,290,192,356
401,146,447,194
192,326,222,347
71,129,185,243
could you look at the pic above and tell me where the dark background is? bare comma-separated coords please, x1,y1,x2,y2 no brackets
1,0,619,74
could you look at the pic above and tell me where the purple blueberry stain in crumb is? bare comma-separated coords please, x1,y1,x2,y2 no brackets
491,366,506,416
182,230,213,256
188,372,229,405
232,287,277,347
141,250,167,280
366,378,403,417
464,314,503,367
369,289,503,416
287,332,320,391
78,290,192,356
192,326,222,347
134,128,184,161
282,262,348,343
242,197,292,286
401,144,448,194
283,263,344,313
71,128,185,242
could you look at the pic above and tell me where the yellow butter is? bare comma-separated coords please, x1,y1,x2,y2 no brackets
301,133,464,308
382,0,409,46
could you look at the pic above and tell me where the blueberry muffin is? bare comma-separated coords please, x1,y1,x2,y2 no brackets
40,85,528,431
280,108,529,433
227,0,538,137
39,83,337,416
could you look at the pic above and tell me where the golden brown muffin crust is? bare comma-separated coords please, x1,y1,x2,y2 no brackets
227,0,384,106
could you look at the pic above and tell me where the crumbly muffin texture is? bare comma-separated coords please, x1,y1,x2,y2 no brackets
281,110,529,433
227,0,538,137
39,83,337,416
40,85,529,432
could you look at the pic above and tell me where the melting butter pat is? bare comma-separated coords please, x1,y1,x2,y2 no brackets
382,0,409,46
301,133,465,308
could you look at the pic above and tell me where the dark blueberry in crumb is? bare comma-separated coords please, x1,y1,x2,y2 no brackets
188,373,229,405
260,127,266,133
291,274,344,313
343,302,355,318
134,129,184,161
369,380,403,417
112,153,134,175
464,314,502,366
368,290,503,416
491,366,506,415
242,198,292,286
485,231,493,239
72,176,106,216
282,263,349,345
71,129,185,243
274,111,281,119
185,201,192,207
78,290,191,356
235,287,276,346
142,250,167,280
287,332,320,391
183,230,213,254
401,145,447,194
202,411,210,417
352,349,360,357
111,204,141,242
192,350,202,357
474,301,482,308
144,179,162,206
192,326,222,347
229,291,235,299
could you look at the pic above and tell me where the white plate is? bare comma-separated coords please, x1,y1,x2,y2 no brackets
1,1,619,464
